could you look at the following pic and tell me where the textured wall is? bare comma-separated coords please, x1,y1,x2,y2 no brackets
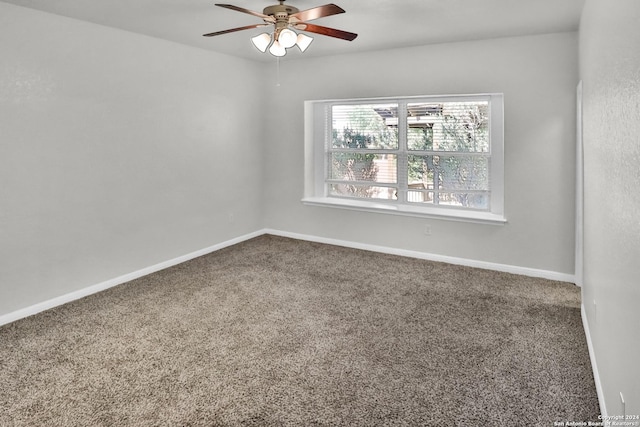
580,0,640,417
263,33,579,275
0,3,265,316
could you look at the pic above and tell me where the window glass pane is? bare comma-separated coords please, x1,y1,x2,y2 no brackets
436,192,489,209
332,104,398,149
407,190,434,204
408,155,489,191
329,184,397,200
408,190,488,209
330,153,397,184
407,102,489,152
408,125,434,151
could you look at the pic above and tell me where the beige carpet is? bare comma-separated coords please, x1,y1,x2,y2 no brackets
0,235,599,426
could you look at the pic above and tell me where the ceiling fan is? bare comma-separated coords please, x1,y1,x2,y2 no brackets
203,1,357,57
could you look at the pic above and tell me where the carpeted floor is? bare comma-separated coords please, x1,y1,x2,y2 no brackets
0,235,599,426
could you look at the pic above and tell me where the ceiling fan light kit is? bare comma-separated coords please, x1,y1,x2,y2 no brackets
251,33,272,52
278,28,298,48
295,33,314,52
251,29,312,55
204,1,357,58
269,40,287,57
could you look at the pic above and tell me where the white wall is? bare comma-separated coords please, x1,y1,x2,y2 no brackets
0,3,265,317
580,0,640,417
263,32,579,275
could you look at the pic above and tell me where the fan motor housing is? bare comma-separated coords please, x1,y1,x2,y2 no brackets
263,4,299,19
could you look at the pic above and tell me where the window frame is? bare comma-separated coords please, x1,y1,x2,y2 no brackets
303,93,506,224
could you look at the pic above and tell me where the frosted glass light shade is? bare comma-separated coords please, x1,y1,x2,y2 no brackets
269,40,286,57
296,33,313,52
251,33,272,53
278,29,297,48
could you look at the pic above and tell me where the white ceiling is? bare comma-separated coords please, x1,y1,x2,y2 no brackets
1,0,585,62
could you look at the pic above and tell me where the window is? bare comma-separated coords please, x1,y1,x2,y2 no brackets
303,94,505,223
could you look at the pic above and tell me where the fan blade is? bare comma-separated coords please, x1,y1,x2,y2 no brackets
214,4,274,21
297,23,357,41
203,24,266,37
290,4,345,22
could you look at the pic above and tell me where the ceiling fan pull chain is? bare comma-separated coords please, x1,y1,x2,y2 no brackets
276,56,281,87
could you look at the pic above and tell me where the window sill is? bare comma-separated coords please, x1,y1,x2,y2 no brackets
301,197,507,225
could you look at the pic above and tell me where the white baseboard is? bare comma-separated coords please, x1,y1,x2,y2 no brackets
1,228,577,327
264,228,577,284
0,230,263,327
582,304,606,417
